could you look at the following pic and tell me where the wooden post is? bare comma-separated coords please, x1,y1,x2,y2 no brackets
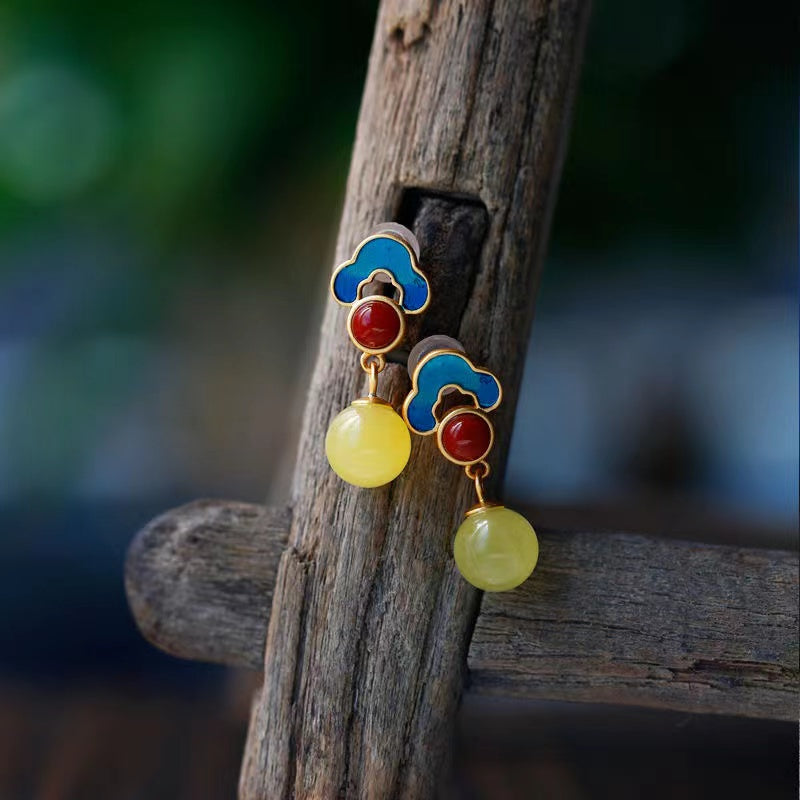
237,1,589,797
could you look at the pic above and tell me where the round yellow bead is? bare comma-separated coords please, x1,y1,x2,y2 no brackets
453,505,539,592
325,401,411,488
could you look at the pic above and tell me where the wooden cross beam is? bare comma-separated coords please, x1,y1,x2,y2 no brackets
125,1,798,798
126,499,798,723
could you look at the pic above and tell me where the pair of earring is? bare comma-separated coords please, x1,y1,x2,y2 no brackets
324,224,538,593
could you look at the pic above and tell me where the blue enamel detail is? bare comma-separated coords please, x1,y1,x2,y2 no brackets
332,235,429,312
405,352,501,434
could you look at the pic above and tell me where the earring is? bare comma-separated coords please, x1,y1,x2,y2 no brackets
403,341,539,592
325,224,430,488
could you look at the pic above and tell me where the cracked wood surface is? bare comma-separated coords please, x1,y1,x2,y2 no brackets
125,501,290,670
126,499,799,723
237,0,590,797
469,532,799,722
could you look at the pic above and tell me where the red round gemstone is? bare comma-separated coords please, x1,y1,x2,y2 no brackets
440,412,492,463
350,300,402,350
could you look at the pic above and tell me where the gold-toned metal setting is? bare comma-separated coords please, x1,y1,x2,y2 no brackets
365,354,381,396
359,351,386,375
330,232,431,315
401,348,503,436
465,460,491,480
351,396,391,406
464,501,503,517
346,295,406,356
351,353,390,405
464,461,493,510
435,406,495,466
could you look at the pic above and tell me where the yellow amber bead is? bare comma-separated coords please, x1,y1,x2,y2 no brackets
453,505,539,592
325,400,411,488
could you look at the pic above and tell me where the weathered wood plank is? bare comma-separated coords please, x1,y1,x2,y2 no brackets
125,500,290,669
238,0,591,796
124,500,799,721
469,532,799,722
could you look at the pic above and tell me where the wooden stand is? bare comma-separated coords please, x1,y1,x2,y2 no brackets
125,2,799,798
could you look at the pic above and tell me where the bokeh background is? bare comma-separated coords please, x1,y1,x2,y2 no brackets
0,0,796,797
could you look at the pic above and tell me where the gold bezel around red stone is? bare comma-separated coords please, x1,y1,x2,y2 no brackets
436,406,495,466
346,295,406,356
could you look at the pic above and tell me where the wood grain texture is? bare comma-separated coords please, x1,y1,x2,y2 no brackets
124,500,799,720
239,1,591,797
469,532,799,722
125,500,290,669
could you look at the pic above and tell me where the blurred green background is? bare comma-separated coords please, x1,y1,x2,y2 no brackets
0,0,796,797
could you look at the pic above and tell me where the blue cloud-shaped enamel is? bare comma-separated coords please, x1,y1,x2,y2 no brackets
332,235,429,313
405,352,501,434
